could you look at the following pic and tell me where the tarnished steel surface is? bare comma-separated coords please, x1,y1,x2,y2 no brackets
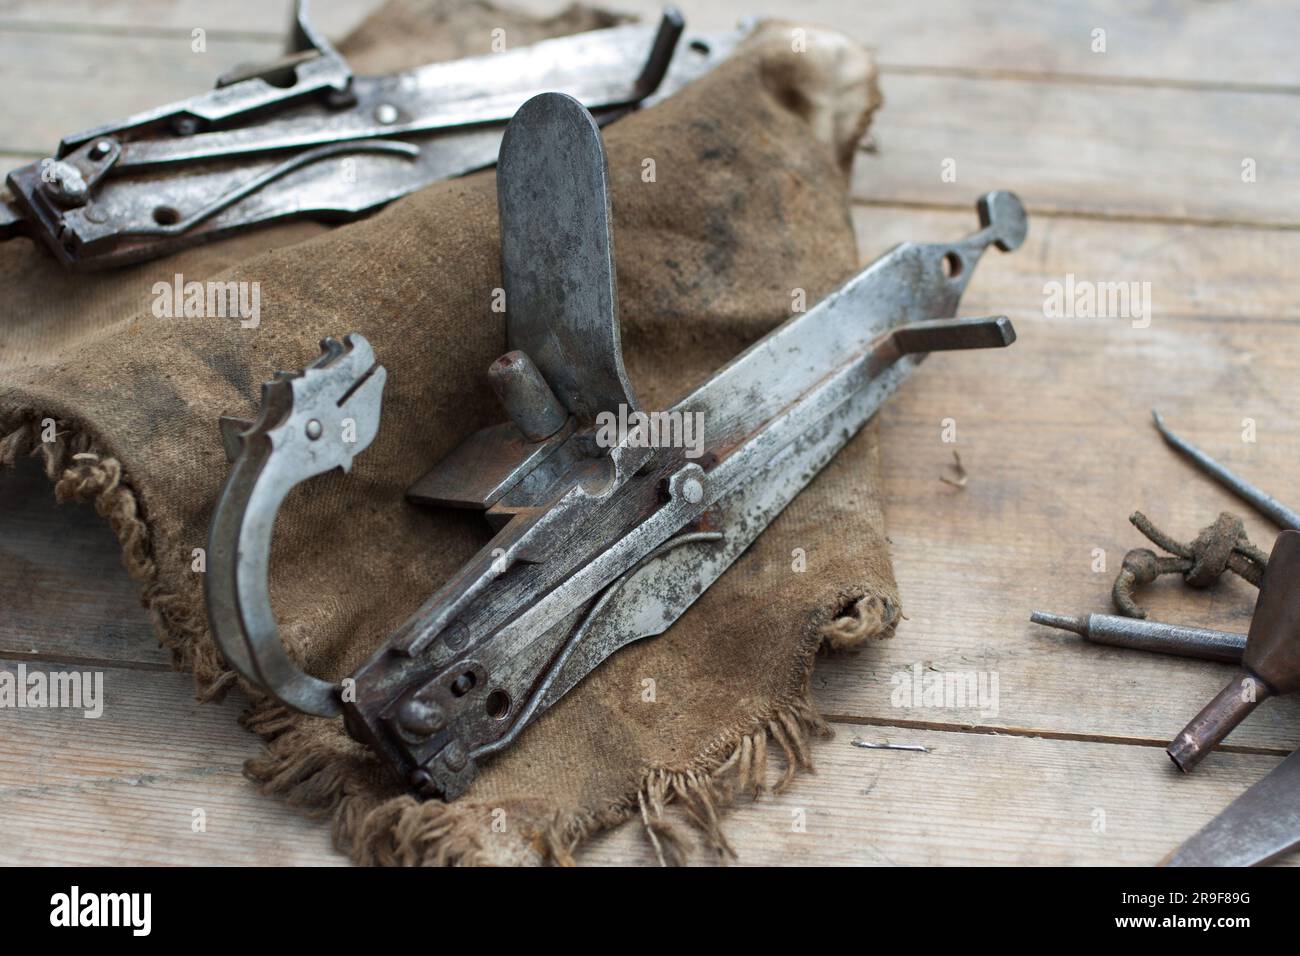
205,335,386,717
406,420,575,512
1,3,738,269
205,93,1026,799
498,93,636,421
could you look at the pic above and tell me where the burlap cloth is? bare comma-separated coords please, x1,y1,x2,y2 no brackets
0,1,897,865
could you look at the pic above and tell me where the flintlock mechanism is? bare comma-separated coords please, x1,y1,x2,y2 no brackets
207,92,1027,799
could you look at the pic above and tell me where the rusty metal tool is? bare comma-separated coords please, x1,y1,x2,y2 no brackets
0,1,737,269
1165,746,1300,866
1152,411,1300,531
1167,529,1300,773
206,92,1026,800
1030,611,1245,664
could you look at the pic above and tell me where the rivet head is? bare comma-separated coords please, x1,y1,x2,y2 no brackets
451,673,475,696
374,103,399,125
397,696,445,735
443,740,468,772
442,620,470,650
89,140,113,160
305,419,323,440
681,477,704,504
41,161,88,207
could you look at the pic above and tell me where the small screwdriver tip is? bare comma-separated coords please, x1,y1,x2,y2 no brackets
1029,610,1084,635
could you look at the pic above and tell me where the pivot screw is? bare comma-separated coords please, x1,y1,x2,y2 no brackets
681,477,704,504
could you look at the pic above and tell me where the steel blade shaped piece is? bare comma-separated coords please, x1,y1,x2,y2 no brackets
1165,747,1300,866
497,92,638,420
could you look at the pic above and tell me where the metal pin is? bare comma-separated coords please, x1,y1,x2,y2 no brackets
852,739,931,753
1152,410,1300,531
487,349,568,441
1030,610,1245,664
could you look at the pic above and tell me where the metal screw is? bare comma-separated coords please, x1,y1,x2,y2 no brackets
305,419,323,440
374,103,399,125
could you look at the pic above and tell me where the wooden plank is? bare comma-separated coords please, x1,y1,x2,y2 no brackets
0,458,168,669
5,24,1298,228
0,657,344,864
2,768,345,864
816,205,1300,751
2,657,1287,865
595,0,1300,88
579,722,1299,865
0,0,381,40
853,205,1300,320
0,30,279,152
852,74,1300,227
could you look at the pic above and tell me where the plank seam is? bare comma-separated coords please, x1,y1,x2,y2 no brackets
851,197,1300,233
879,62,1300,97
0,19,286,43
0,648,172,671
823,713,1292,757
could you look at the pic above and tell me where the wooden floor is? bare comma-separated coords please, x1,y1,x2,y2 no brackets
2,0,1298,865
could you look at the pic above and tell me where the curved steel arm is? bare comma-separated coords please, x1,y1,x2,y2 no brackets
205,334,386,716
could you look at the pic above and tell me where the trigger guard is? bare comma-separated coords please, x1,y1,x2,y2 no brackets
204,333,387,716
